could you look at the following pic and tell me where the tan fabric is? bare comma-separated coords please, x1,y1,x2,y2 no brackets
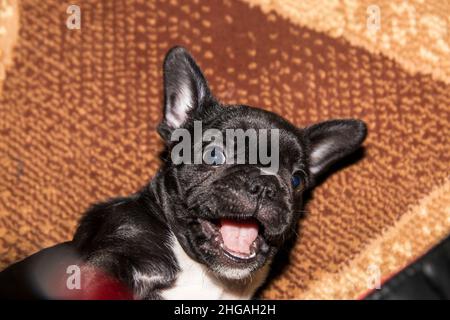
0,0,19,94
0,0,449,299
243,0,450,84
282,180,450,299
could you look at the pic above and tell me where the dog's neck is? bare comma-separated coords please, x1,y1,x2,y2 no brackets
146,167,179,211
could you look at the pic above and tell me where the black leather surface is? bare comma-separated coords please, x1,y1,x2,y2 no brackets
366,234,450,300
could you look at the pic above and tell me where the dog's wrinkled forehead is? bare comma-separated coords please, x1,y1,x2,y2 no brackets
207,106,307,165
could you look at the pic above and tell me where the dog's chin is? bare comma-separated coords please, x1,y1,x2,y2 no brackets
185,217,273,280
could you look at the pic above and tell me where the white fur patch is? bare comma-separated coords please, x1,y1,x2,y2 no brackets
162,234,269,300
166,84,193,128
310,142,333,174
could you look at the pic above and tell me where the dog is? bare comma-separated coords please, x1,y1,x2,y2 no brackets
0,47,367,299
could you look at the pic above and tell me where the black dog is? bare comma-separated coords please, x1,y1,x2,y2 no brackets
0,47,366,299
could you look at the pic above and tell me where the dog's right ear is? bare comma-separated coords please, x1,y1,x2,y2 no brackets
304,119,367,183
158,47,214,140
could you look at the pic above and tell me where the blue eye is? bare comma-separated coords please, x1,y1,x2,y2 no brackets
203,146,226,166
291,175,302,188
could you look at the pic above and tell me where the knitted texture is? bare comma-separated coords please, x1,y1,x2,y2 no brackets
243,0,450,84
0,0,449,299
0,0,19,94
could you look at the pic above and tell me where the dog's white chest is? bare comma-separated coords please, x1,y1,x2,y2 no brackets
161,236,267,300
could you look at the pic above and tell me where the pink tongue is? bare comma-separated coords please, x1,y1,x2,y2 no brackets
219,219,259,255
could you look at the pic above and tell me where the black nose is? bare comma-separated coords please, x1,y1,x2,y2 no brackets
249,177,277,200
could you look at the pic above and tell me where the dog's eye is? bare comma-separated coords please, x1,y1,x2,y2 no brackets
203,146,226,166
291,174,302,189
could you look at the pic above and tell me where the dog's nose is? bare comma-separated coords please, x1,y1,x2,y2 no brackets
249,178,276,200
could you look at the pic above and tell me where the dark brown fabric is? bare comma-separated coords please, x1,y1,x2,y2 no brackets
0,0,449,299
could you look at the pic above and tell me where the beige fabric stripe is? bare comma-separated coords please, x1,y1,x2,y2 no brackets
0,0,19,94
289,179,450,299
241,0,450,84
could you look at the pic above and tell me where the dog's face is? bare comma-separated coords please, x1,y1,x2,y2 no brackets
157,47,367,280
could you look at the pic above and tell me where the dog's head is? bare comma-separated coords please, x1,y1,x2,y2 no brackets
156,47,367,280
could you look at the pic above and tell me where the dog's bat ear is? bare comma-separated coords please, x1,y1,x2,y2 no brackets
304,119,367,179
159,47,213,136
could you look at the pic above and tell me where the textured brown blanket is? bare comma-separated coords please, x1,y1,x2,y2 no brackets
0,0,449,299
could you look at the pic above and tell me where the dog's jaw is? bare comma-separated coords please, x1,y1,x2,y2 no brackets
161,234,270,300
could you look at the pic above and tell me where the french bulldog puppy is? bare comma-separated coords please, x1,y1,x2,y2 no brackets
0,47,366,300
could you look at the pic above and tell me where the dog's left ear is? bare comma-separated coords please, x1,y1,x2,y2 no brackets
158,46,214,140
304,119,367,180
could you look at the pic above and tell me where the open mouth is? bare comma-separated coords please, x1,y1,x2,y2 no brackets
198,217,268,262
